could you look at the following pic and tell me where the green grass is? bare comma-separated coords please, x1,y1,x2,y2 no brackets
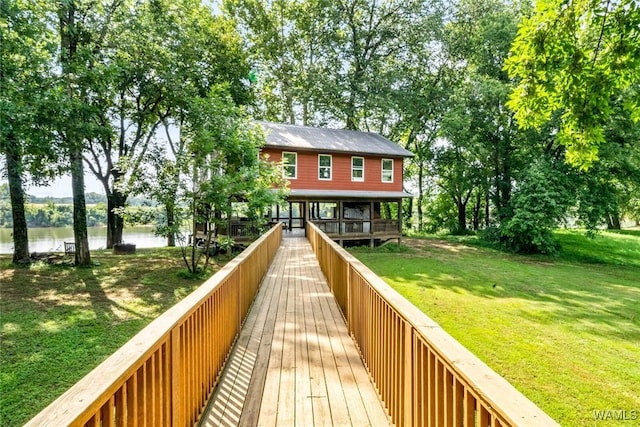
0,248,225,427
350,230,640,426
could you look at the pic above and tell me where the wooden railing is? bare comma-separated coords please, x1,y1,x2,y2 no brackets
26,224,282,427
311,219,400,236
307,222,559,427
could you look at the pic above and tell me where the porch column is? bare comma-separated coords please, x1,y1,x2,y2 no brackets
398,199,403,244
338,201,344,236
370,201,375,248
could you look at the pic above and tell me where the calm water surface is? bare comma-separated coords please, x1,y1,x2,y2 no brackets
0,226,166,254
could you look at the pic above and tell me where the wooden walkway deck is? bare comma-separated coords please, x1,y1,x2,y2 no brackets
200,236,391,427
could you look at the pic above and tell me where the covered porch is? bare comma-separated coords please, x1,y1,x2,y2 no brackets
271,189,410,247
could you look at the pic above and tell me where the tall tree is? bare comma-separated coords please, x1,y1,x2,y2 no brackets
1,0,58,264
56,0,114,265
225,0,444,131
505,0,640,169
181,89,286,273
434,0,525,232
79,0,251,248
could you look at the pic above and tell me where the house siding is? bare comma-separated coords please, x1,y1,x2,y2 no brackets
262,148,404,193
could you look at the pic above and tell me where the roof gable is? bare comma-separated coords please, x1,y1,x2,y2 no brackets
257,121,414,158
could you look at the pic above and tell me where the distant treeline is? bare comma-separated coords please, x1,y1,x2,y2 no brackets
0,203,163,228
26,192,155,207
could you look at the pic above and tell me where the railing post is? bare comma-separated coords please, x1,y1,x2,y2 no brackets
346,260,352,328
171,328,183,426
404,324,413,427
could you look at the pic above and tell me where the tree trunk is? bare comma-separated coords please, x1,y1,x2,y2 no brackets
106,190,126,248
59,1,90,266
71,147,91,266
5,146,30,264
607,210,621,230
472,191,481,231
404,197,413,230
456,200,467,234
166,203,176,247
485,190,490,227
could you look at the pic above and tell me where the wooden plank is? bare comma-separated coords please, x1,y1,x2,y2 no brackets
275,250,297,426
295,246,314,426
200,241,285,427
309,243,390,427
199,237,390,427
236,254,286,426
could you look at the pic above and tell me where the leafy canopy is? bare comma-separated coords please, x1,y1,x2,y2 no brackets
505,0,640,169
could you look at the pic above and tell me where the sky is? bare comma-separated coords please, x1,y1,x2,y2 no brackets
27,174,104,198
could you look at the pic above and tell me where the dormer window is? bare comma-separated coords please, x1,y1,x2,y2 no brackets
282,152,297,179
352,156,364,181
319,154,332,180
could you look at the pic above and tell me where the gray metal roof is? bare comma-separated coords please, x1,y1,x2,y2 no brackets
288,189,413,199
257,121,414,158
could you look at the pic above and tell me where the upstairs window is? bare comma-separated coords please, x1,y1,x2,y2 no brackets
282,152,297,179
382,159,394,183
352,156,364,181
319,154,332,180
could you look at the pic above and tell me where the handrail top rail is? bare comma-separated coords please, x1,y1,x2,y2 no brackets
308,222,559,426
25,224,282,427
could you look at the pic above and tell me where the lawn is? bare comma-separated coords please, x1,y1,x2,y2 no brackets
350,230,640,426
0,248,223,427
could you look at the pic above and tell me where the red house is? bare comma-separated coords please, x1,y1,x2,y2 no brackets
259,121,413,246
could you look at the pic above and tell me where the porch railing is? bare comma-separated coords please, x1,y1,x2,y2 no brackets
307,222,558,427
26,224,282,427
311,219,400,236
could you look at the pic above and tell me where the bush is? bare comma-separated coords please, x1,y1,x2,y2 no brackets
500,160,574,254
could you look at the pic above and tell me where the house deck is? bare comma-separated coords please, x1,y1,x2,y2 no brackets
200,236,390,426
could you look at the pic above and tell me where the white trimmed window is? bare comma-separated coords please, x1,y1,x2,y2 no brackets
382,159,393,183
318,154,332,180
352,156,364,181
282,152,297,179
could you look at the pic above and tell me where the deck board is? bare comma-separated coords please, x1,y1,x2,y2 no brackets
200,237,390,427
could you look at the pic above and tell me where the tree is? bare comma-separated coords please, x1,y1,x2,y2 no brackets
1,0,58,264
505,0,640,169
224,0,336,125
78,0,251,248
180,89,286,274
56,0,116,265
501,157,574,254
139,123,187,247
430,0,525,233
225,0,444,131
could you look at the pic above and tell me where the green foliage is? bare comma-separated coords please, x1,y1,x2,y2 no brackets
0,202,164,228
500,160,574,254
179,89,287,273
351,232,640,425
505,0,640,169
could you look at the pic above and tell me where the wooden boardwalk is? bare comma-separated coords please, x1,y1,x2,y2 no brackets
200,236,391,427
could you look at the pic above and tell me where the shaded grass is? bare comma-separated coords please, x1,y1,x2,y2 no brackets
350,230,640,426
0,247,225,427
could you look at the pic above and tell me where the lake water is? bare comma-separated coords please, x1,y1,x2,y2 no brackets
0,226,167,254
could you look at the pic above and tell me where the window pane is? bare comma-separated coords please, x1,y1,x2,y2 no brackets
283,153,296,164
382,159,393,170
352,157,363,167
319,155,331,166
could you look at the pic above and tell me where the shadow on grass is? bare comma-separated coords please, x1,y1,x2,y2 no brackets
0,247,221,426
